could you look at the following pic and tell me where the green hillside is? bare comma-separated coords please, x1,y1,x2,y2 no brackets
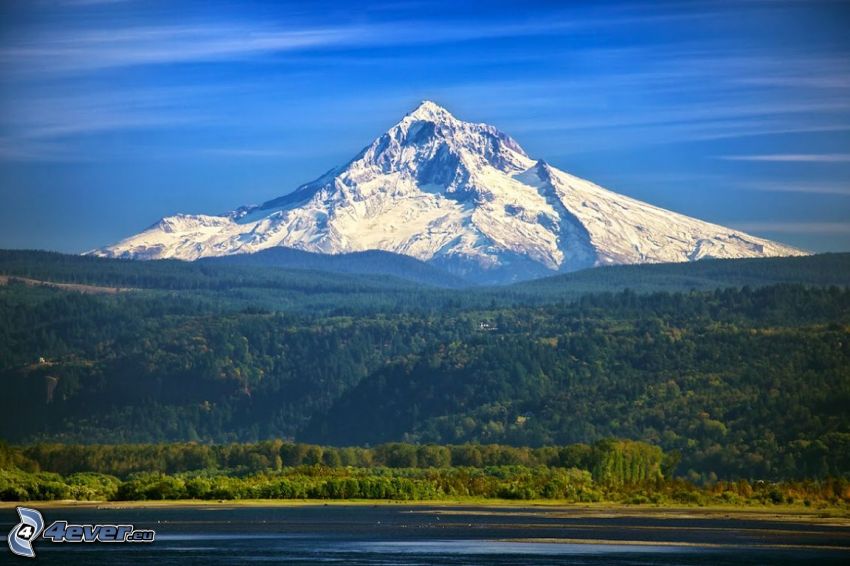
1,265,848,481
1,250,849,313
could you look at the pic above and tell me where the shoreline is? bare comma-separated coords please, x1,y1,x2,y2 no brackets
2,499,848,524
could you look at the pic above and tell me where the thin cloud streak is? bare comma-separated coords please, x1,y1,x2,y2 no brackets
198,148,300,158
51,0,136,5
0,8,728,75
739,181,850,196
718,154,850,163
1,84,238,138
731,222,850,235
2,3,849,165
1,25,351,73
608,173,850,198
0,19,608,74
0,138,87,161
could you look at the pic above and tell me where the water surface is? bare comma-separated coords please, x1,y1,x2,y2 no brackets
2,504,848,565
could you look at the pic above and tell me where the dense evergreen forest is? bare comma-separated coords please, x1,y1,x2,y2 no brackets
0,250,848,485
2,249,849,312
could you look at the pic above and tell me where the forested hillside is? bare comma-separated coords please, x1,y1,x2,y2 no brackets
2,250,849,312
200,247,467,288
516,252,850,298
1,254,848,482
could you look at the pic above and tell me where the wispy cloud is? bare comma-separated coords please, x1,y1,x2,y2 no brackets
197,147,299,158
0,17,652,75
52,0,136,5
1,85,225,139
0,137,84,161
0,25,353,73
731,222,850,235
598,172,850,198
422,47,850,151
737,181,850,196
718,154,850,163
0,84,229,160
2,1,850,165
505,99,850,134
0,5,729,76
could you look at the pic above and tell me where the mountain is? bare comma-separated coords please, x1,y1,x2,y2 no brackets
93,100,806,283
199,247,466,288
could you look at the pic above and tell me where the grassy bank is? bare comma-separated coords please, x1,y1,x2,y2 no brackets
3,441,848,512
2,465,848,511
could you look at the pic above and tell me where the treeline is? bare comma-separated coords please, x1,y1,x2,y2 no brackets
6,439,668,485
0,250,425,294
0,466,599,503
0,250,469,315
2,441,848,508
0,439,664,502
519,252,850,297
4,249,850,297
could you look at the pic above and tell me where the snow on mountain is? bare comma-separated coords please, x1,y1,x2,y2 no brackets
92,100,807,283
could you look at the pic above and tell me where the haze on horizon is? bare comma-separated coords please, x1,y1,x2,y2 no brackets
1,0,849,254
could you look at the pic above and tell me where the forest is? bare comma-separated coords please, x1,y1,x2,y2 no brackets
2,440,847,507
0,250,848,485
2,249,849,312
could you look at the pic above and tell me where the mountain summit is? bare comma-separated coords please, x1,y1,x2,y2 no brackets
94,101,806,282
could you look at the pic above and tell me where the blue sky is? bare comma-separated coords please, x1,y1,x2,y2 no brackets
1,0,849,253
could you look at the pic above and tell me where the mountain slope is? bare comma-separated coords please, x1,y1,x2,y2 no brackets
199,247,467,288
93,101,806,283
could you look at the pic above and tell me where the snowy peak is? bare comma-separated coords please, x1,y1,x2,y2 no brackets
404,100,458,123
93,101,808,283
374,100,530,175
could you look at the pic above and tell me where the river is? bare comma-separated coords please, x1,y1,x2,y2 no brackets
2,504,849,564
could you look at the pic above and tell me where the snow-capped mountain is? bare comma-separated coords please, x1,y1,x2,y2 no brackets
93,100,807,282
